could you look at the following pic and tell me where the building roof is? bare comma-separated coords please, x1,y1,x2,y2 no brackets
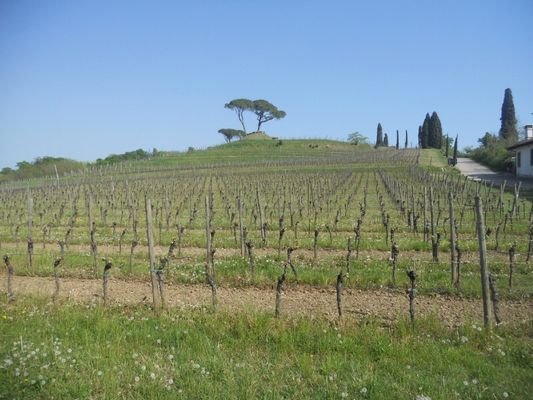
507,138,533,150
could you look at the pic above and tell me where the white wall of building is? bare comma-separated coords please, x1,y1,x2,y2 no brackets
515,142,533,177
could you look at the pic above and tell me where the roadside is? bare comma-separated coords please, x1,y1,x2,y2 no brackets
455,157,533,192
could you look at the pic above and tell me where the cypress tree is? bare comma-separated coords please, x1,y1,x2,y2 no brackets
383,133,389,147
396,130,399,149
445,135,450,158
418,126,422,148
429,112,443,149
376,123,383,148
499,88,518,143
405,130,408,148
452,135,458,165
421,114,430,149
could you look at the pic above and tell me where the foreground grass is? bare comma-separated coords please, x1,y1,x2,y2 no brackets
0,297,531,399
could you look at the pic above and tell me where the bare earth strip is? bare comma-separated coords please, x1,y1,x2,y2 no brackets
4,275,531,327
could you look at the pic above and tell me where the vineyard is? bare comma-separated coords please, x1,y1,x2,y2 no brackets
1,139,532,399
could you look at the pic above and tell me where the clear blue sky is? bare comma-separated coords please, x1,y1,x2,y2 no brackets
1,0,532,168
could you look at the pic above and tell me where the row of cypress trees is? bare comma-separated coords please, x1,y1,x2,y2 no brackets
375,124,408,149
375,114,443,150
418,112,443,149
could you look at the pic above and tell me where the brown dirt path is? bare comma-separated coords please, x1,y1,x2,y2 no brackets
3,275,531,327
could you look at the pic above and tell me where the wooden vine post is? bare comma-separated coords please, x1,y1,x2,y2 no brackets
475,195,492,329
145,197,161,311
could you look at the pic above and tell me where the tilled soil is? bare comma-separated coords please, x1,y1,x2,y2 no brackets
4,275,531,327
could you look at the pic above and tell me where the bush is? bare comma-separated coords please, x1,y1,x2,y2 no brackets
467,133,513,171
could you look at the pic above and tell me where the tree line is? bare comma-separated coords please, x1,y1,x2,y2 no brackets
467,88,519,171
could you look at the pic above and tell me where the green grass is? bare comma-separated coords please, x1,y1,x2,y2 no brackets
419,148,449,168
135,138,365,168
0,297,531,399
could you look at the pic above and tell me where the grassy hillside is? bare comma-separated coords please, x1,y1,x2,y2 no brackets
418,148,448,168
1,136,451,187
149,138,373,167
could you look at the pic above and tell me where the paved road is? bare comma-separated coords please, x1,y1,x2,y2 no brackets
455,158,533,191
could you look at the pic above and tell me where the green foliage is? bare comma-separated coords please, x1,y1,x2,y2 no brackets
218,128,244,143
499,88,518,144
224,99,254,133
421,114,430,148
453,135,458,163
95,149,152,166
383,133,389,147
252,99,286,132
429,112,443,149
467,132,512,171
347,131,369,145
375,123,383,147
0,157,84,182
224,98,286,134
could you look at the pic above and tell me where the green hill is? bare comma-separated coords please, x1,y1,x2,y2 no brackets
149,138,371,167
0,137,448,187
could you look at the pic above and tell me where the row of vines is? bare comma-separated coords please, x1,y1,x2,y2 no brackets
1,148,531,323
